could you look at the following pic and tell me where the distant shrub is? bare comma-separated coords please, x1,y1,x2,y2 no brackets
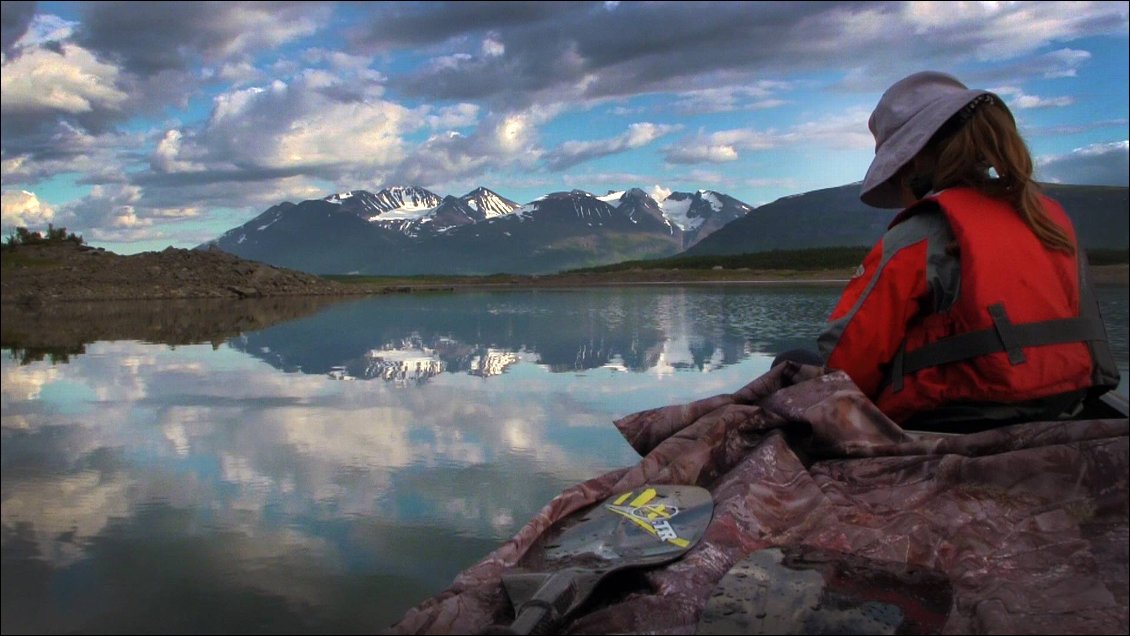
1087,249,1130,266
567,246,872,274
4,224,84,248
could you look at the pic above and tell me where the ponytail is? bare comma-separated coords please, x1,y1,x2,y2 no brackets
930,102,1074,254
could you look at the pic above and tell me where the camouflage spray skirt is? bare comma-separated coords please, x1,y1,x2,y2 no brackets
389,363,1129,635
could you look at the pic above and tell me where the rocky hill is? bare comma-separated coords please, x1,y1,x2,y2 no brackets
686,183,1129,256
1,241,354,304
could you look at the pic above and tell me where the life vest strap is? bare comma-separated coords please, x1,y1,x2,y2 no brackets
890,305,1110,392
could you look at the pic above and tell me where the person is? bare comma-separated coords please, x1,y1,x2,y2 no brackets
815,71,1120,431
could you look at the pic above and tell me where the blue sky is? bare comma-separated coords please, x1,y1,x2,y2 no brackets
1,1,1127,254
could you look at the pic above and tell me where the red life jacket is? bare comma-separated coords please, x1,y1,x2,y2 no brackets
876,187,1113,422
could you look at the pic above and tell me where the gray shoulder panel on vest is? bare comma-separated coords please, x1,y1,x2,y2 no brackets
818,203,958,361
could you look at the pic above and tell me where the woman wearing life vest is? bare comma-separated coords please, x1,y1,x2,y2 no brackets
816,71,1120,431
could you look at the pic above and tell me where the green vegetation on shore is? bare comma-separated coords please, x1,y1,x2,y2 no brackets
568,246,872,274
323,246,1128,289
1088,249,1130,266
4,225,84,248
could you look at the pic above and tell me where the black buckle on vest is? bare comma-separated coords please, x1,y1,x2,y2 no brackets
988,303,1026,365
891,340,906,393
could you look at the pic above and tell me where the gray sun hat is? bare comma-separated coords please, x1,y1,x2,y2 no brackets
860,71,993,208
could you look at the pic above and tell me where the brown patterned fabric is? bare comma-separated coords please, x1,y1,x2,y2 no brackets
387,363,1129,635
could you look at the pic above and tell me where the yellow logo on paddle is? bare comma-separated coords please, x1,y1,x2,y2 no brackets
605,488,690,548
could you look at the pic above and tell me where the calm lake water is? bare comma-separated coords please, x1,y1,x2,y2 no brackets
3,285,1127,634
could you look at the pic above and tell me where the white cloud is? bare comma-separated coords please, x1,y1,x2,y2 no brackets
425,103,480,129
13,13,76,48
1,190,56,229
900,1,1128,59
495,113,535,154
780,108,875,150
666,144,741,164
665,109,873,164
388,105,557,185
992,86,1074,109
216,60,263,85
665,128,776,164
1040,48,1092,78
301,48,378,72
650,184,672,202
55,183,165,244
429,52,473,72
482,36,505,58
1013,94,1075,109
194,76,419,173
673,83,792,114
0,43,128,115
546,122,680,169
151,129,205,173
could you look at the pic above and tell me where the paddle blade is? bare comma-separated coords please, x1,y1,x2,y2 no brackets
542,485,713,567
497,485,713,635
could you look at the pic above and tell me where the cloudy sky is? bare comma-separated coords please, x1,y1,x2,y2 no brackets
1,1,1127,254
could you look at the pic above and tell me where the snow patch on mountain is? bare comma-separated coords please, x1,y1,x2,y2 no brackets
462,187,520,218
659,197,697,231
598,191,625,207
700,190,724,212
371,205,437,222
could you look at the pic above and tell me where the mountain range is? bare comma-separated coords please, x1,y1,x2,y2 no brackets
206,185,752,275
206,183,1128,275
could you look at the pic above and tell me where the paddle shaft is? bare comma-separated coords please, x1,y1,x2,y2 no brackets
507,570,580,635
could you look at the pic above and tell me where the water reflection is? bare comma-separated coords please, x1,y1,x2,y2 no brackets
232,287,842,382
3,339,632,633
2,285,1126,634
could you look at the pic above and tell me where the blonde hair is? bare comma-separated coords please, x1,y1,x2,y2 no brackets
915,101,1075,254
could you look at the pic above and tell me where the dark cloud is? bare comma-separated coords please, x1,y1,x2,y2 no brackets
375,2,845,105
361,2,1128,107
134,165,312,189
74,1,328,74
0,120,132,186
1037,142,1129,186
1,0,35,55
348,1,594,52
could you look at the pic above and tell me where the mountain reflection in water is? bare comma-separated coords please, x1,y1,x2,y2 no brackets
230,287,843,382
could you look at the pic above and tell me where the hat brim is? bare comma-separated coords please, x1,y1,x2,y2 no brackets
860,88,989,209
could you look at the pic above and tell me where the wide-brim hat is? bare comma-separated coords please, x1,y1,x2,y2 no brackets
860,71,992,208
